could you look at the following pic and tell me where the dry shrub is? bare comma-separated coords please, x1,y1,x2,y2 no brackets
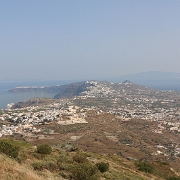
73,153,88,163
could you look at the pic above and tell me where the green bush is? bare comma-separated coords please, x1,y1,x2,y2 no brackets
36,144,52,154
0,140,19,158
71,163,99,180
96,162,109,173
135,161,154,173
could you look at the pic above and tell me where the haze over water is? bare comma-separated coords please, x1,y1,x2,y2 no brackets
0,82,59,109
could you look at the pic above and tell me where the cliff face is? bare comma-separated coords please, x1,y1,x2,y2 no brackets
54,82,93,98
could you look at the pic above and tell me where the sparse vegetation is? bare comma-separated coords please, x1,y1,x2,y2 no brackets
32,161,45,171
135,161,154,173
32,160,57,171
0,138,178,180
73,152,88,163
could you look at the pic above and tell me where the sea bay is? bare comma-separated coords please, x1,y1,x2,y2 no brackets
0,91,57,109
0,81,62,109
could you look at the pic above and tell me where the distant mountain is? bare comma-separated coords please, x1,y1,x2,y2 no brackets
109,71,180,90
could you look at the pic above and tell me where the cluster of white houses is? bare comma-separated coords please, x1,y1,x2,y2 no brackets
80,81,180,122
0,103,88,137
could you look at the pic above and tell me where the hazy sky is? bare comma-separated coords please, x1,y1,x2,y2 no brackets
0,0,180,81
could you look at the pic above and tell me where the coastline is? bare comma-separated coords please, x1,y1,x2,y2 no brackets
0,81,67,109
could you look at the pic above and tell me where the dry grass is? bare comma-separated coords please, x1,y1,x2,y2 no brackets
0,154,44,180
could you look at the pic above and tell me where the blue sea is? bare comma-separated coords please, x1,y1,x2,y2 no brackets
0,81,68,109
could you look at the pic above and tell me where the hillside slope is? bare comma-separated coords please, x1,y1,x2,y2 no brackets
0,138,179,180
0,154,44,180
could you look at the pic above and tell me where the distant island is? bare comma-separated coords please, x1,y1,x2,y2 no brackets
109,71,180,90
8,85,66,92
